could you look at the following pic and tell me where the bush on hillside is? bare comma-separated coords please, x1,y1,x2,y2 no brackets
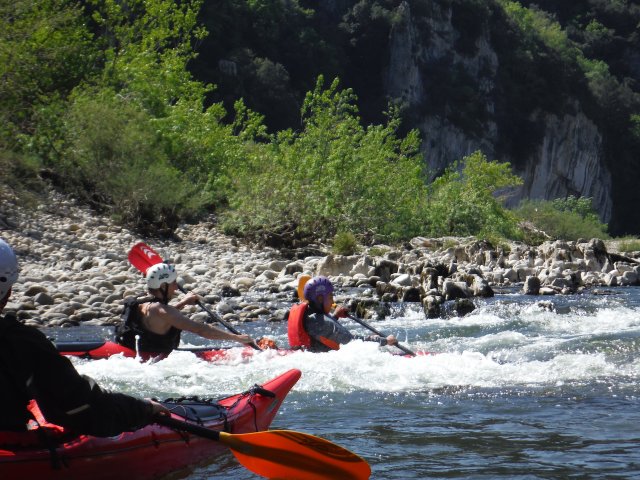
618,238,640,253
515,196,609,242
425,151,523,239
0,149,42,203
221,76,429,244
333,231,358,255
56,92,208,230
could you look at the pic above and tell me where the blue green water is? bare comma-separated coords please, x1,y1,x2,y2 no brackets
57,287,640,479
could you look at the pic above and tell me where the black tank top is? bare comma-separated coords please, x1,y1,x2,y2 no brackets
115,296,181,354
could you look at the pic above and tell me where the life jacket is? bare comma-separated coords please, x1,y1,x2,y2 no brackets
287,303,312,350
115,296,181,354
287,303,340,351
0,400,68,449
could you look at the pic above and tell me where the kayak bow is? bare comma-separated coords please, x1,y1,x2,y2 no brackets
0,369,301,480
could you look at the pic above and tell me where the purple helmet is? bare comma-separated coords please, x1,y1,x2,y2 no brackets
303,276,334,303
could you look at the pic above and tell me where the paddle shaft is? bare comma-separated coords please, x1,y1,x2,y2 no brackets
346,314,416,356
177,284,261,350
156,415,222,440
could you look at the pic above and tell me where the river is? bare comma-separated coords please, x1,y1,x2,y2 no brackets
52,286,640,479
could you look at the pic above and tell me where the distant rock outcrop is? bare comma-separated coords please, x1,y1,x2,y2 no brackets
384,1,613,223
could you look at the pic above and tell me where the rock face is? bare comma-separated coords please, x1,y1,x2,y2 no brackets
384,1,613,222
385,2,499,176
514,111,611,220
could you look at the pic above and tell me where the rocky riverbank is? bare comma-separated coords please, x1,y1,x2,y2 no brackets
2,188,639,330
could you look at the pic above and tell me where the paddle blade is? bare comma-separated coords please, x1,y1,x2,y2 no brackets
297,274,311,301
128,242,164,274
220,430,370,480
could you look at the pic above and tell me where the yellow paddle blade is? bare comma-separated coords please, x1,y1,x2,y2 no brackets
297,274,312,301
220,430,371,480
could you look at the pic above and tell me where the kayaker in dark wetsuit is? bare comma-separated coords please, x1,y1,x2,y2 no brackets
116,262,253,354
287,276,398,352
0,238,167,436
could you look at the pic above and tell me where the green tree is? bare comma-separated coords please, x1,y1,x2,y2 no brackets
426,151,523,239
86,0,208,116
222,76,428,243
59,91,207,229
0,0,97,146
81,0,249,208
24,0,248,229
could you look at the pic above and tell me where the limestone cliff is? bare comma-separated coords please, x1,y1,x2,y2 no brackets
384,1,612,222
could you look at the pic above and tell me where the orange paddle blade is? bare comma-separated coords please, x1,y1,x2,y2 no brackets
221,430,371,480
128,242,164,274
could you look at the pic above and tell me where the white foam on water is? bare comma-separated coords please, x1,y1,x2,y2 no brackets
71,343,633,397
70,297,640,396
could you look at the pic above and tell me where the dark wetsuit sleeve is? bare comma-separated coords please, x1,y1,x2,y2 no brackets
305,312,354,346
304,311,388,347
9,322,155,437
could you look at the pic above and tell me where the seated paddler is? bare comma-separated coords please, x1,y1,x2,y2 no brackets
0,238,168,437
116,262,253,354
287,275,398,352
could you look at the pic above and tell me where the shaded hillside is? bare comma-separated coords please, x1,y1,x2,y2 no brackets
516,0,640,236
189,0,640,235
0,0,631,242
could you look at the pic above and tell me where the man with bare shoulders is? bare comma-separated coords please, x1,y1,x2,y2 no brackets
116,263,253,354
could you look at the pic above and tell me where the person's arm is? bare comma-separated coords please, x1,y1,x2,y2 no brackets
329,307,398,346
305,312,355,346
173,291,200,311
157,302,253,345
181,318,252,344
73,378,160,437
23,326,159,437
351,333,397,346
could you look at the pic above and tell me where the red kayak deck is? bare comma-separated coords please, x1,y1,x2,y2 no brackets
0,369,301,480
56,340,290,362
57,340,430,362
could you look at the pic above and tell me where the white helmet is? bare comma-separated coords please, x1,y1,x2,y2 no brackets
146,263,177,289
0,239,19,299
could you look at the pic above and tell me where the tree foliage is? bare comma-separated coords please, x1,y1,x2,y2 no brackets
0,0,97,146
87,0,208,116
58,91,208,229
221,76,429,243
426,151,523,239
515,196,609,242
0,0,623,242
